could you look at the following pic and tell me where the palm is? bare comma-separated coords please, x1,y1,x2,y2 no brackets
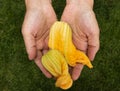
61,4,99,80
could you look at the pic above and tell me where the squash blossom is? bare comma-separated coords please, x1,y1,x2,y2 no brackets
42,50,73,89
49,21,93,68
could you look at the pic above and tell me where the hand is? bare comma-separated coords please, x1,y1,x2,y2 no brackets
22,0,57,78
61,0,100,80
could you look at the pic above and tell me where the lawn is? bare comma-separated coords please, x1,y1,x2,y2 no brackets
0,0,120,91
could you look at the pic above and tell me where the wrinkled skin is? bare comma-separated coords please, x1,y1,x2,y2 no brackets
22,0,57,78
61,0,100,80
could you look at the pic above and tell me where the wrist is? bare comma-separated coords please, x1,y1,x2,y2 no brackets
66,0,80,4
25,0,52,10
66,0,94,9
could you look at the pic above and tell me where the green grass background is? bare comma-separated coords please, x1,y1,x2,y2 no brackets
0,0,120,91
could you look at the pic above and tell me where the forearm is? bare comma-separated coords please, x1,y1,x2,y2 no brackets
66,0,94,9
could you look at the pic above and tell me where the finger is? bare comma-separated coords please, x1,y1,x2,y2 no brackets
36,30,49,50
34,51,52,78
73,36,88,53
44,36,49,50
22,11,38,60
72,64,84,81
87,45,99,61
22,31,37,60
87,33,100,61
42,49,48,54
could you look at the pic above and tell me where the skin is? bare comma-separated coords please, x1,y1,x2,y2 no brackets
22,0,100,80
61,0,100,80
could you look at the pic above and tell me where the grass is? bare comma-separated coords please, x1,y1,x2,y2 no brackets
0,0,120,91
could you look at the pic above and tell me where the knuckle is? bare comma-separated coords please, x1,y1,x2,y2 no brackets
96,43,100,51
89,31,96,36
21,27,27,36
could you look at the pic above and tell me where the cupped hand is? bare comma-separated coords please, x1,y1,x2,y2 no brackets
22,0,57,78
61,0,100,80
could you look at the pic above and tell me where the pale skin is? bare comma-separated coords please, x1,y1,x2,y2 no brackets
22,0,99,80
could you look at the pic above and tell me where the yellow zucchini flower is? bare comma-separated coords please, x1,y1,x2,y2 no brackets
42,50,73,89
49,21,93,68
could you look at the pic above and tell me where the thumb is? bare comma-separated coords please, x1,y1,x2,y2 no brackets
22,31,37,60
87,33,99,61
